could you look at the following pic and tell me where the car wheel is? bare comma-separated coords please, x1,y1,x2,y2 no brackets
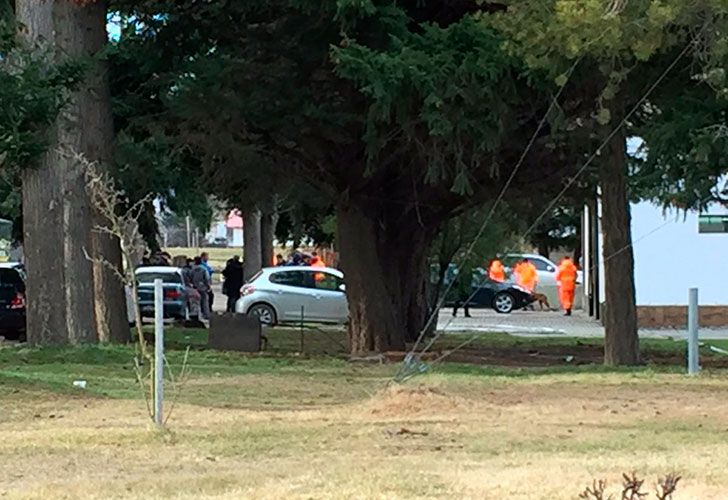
247,303,277,326
493,292,515,314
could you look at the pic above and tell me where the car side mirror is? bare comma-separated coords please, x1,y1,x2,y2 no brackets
547,266,555,272
338,284,346,292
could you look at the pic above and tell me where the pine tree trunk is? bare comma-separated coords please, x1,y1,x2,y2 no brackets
17,0,99,344
337,204,436,355
94,234,129,342
599,113,640,365
82,0,129,343
243,210,262,281
260,211,277,268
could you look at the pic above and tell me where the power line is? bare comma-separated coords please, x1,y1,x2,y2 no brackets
395,34,700,383
397,15,659,378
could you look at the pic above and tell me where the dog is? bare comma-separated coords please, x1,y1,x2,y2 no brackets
529,292,552,311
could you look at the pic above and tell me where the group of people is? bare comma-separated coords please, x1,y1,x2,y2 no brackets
486,256,578,315
143,248,330,320
180,253,215,320
182,253,247,316
274,250,327,268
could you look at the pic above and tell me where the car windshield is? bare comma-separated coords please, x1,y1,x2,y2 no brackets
136,272,182,284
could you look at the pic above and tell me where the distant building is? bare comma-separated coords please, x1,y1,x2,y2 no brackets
582,198,728,328
206,210,243,247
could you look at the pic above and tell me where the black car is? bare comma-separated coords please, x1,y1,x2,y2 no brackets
440,265,535,314
0,263,26,340
466,279,535,314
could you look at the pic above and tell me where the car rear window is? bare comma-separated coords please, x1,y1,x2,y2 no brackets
269,271,307,287
0,268,23,287
530,259,552,271
136,272,183,284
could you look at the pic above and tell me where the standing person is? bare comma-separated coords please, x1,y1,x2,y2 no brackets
452,264,473,318
488,258,505,282
556,256,578,316
310,251,326,281
222,255,244,313
200,252,214,312
310,251,326,268
191,257,212,319
181,258,202,324
515,258,538,293
275,254,286,266
288,252,303,266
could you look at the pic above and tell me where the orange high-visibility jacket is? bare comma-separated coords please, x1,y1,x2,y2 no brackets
522,262,538,291
311,257,326,281
556,258,578,291
515,262,538,291
489,260,505,282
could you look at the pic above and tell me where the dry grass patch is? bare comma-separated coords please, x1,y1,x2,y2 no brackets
3,354,728,498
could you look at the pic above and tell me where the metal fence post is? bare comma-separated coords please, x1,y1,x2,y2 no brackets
688,287,699,375
300,305,305,353
154,278,165,425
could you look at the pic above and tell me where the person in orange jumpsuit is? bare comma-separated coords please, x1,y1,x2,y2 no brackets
514,259,538,292
310,252,326,268
310,252,326,281
488,258,505,282
556,256,578,316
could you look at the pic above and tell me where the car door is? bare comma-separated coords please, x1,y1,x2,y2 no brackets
268,271,319,321
310,271,348,322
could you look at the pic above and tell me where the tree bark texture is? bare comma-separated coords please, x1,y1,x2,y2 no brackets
17,0,101,344
84,0,129,343
243,210,262,281
337,204,436,355
260,210,278,268
599,114,640,365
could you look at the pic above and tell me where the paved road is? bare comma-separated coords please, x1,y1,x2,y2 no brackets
211,283,728,340
437,308,728,340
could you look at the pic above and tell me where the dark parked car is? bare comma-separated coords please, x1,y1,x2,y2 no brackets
135,267,189,320
440,265,535,314
465,279,535,314
0,263,26,340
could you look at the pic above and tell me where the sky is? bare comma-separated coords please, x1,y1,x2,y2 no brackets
107,15,122,41
626,139,728,305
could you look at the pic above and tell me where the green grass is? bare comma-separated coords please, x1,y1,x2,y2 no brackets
5,332,728,498
3,329,728,405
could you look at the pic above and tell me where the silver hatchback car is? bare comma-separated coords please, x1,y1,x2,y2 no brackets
235,267,348,325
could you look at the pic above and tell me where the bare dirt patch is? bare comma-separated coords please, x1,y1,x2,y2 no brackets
388,343,728,368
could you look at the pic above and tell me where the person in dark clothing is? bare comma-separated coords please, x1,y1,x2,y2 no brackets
222,255,244,312
288,252,303,266
275,254,286,266
452,263,474,318
191,256,211,319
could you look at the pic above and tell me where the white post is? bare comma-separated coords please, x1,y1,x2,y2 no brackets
154,278,165,425
186,215,191,248
688,287,699,375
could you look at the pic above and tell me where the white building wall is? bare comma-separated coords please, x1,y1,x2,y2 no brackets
230,228,243,247
631,201,728,306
